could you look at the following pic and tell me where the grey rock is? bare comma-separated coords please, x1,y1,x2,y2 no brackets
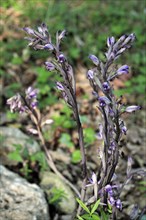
40,172,76,214
0,126,40,165
0,165,50,220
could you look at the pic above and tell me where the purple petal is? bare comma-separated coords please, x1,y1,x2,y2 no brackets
87,70,94,79
102,82,110,91
25,87,38,99
125,105,141,113
44,43,54,50
23,27,34,35
56,82,64,91
98,96,111,107
58,53,66,63
116,199,122,210
108,196,115,206
121,125,127,135
45,61,55,71
107,36,115,47
89,54,99,65
117,65,129,75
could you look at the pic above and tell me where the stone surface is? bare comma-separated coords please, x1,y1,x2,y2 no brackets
0,165,50,220
0,126,40,165
40,171,76,214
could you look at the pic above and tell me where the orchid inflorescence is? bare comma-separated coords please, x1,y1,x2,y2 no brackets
7,23,142,219
7,87,38,113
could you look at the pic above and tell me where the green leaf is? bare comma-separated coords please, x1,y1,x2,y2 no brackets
100,208,109,220
81,214,92,220
8,151,23,162
59,133,74,148
91,199,100,215
71,150,81,163
83,127,96,146
76,198,90,214
91,214,101,220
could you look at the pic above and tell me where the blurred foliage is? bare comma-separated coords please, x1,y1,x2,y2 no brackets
7,143,48,179
71,149,81,164
83,127,96,147
52,104,76,129
48,187,67,205
1,0,145,104
59,133,74,148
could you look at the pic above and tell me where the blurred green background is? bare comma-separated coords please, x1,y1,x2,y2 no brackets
1,0,146,109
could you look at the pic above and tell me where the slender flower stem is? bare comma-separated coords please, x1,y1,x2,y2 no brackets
34,114,81,197
62,66,87,215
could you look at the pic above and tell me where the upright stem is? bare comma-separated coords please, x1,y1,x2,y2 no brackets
62,66,87,215
34,118,81,197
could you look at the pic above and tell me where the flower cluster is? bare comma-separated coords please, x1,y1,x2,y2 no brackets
105,184,122,210
7,87,38,113
87,33,141,212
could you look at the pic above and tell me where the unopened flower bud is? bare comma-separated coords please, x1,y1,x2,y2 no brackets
117,65,129,75
44,43,54,50
58,30,66,40
107,36,115,47
58,53,66,63
23,27,34,35
116,199,122,210
125,105,141,113
109,196,115,206
102,82,110,91
45,61,55,71
98,96,110,107
56,82,64,91
87,70,94,79
89,54,99,66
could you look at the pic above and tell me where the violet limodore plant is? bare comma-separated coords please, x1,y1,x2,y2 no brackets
7,23,142,219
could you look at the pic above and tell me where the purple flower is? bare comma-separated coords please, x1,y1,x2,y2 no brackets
45,61,55,71
44,43,54,50
123,33,136,45
125,105,141,113
89,54,99,65
87,70,94,79
115,199,122,210
102,82,110,91
96,124,103,140
108,196,115,206
90,172,97,184
86,172,97,187
109,141,116,151
38,23,48,36
117,65,129,75
25,87,38,99
23,27,35,35
56,82,64,91
58,30,66,40
7,94,23,113
117,35,127,43
105,184,113,196
98,96,110,107
58,53,66,63
107,36,115,47
121,125,127,135
31,101,38,109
